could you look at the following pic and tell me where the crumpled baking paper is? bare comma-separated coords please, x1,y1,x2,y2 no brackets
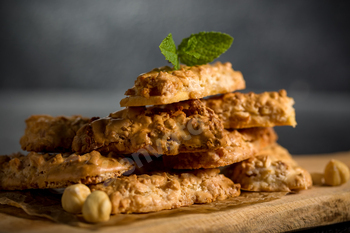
0,189,287,228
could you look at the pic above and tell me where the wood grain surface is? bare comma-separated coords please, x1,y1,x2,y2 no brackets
0,151,349,233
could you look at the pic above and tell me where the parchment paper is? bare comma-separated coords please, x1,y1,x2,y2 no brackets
0,189,287,229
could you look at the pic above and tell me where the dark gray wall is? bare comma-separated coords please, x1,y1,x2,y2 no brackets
1,1,350,155
1,0,350,92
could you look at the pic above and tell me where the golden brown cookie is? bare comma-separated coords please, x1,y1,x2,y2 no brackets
20,115,90,152
72,99,228,155
120,62,245,107
228,144,312,192
0,151,132,190
163,127,277,169
203,90,296,129
90,169,240,214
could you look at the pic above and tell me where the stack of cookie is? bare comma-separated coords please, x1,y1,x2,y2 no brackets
2,115,133,190
0,62,312,215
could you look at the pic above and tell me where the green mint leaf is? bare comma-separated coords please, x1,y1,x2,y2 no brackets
159,33,179,70
177,32,233,66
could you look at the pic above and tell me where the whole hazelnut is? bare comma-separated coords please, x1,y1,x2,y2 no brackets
82,190,112,223
61,184,91,214
324,159,350,186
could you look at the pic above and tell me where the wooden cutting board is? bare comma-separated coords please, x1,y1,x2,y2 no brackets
0,151,349,233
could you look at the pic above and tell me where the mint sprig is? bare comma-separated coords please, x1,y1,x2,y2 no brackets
159,33,179,70
159,32,233,70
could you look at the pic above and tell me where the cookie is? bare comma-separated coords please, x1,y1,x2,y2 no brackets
0,151,132,190
228,144,312,192
90,169,240,214
120,62,245,107
163,127,277,169
73,99,228,155
203,90,296,129
20,115,90,152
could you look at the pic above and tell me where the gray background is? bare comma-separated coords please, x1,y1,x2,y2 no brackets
1,0,350,155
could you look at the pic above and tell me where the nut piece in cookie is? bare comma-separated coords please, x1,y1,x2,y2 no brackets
226,144,312,192
203,90,296,129
0,151,132,190
90,169,240,214
163,127,277,169
73,99,228,155
20,115,91,152
120,62,245,107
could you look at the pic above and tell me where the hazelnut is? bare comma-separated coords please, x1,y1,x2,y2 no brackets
61,184,91,213
82,191,112,223
324,159,350,186
310,172,324,185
